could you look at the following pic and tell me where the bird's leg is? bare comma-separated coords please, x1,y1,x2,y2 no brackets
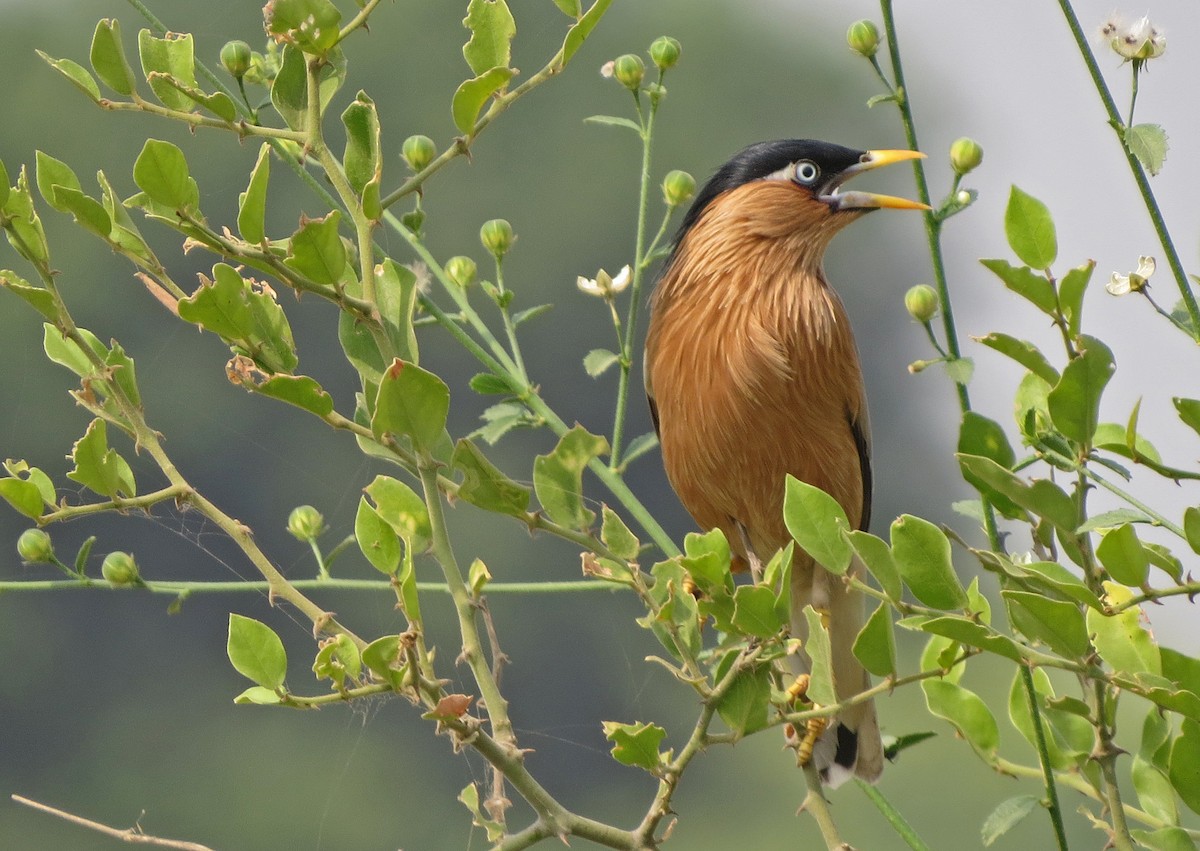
734,520,764,584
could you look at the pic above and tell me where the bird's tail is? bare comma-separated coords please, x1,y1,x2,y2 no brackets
790,555,883,787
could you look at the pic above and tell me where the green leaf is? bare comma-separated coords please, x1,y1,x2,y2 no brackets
1088,583,1161,677
285,211,346,287
846,530,901,601
1047,335,1115,446
67,419,136,499
533,425,608,530
1130,828,1197,851
602,720,666,770
1096,523,1150,586
917,616,1025,663
957,412,1020,516
1185,507,1200,556
153,76,237,122
227,614,287,690
731,585,784,639
355,496,400,575
451,67,516,136
137,29,197,111
234,686,283,705
1002,590,1089,658
552,0,581,17
713,659,771,736
583,348,620,378
1170,718,1200,815
105,341,140,409
133,139,199,211
462,0,515,76
177,263,297,374
1059,260,1095,338
469,373,512,395
980,258,1057,315
782,475,852,575
42,324,105,378
561,0,612,65
364,475,431,552
457,782,505,842
1,270,57,320
803,606,837,706
681,528,732,594
1125,123,1169,176
974,332,1060,384
922,680,999,758
854,602,897,678
52,187,111,238
600,506,640,561
890,514,967,610
265,0,342,54
371,359,450,453
0,477,44,519
252,375,334,416
621,431,659,466
584,115,643,134
956,454,1076,534
90,19,136,96
942,356,974,386
1134,753,1180,827
342,91,381,196
981,795,1041,847
270,44,306,130
3,166,50,265
1004,185,1057,270
451,439,530,518
238,144,271,244
1174,398,1200,439
512,303,553,326
374,259,419,364
361,635,406,689
35,150,82,211
37,51,101,103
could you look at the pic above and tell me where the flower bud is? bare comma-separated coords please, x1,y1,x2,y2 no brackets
287,505,326,542
949,137,984,175
612,54,645,91
846,20,880,58
17,528,54,564
904,284,940,323
480,219,515,259
401,134,436,172
445,255,478,288
220,40,253,80
649,36,681,71
662,170,696,208
101,551,140,586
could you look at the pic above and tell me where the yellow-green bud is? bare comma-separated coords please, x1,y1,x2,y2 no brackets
220,40,253,80
904,285,940,323
846,21,880,58
101,551,140,586
480,219,515,259
17,528,53,564
401,134,436,172
649,36,681,71
445,255,478,288
612,54,645,91
949,137,984,175
287,505,325,542
662,170,696,208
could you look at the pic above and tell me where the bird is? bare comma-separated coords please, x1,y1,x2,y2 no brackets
644,139,927,785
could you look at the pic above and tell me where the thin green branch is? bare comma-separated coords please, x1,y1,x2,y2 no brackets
1020,664,1070,849
855,779,932,851
1054,0,1200,340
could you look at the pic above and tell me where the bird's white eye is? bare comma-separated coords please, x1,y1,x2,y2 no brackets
793,160,820,185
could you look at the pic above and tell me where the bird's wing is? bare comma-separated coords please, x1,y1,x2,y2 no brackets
849,405,872,532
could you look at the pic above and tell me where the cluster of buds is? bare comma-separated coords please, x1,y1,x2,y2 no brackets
602,36,681,92
577,266,632,300
1100,15,1166,62
1106,256,1156,295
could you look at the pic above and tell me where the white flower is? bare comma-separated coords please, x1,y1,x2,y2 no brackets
1109,15,1166,61
599,60,615,78
577,265,632,298
1106,255,1156,295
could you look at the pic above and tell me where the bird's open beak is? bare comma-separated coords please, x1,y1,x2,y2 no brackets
819,149,931,211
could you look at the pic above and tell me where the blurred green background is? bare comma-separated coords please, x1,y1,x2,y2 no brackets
2,1,1199,848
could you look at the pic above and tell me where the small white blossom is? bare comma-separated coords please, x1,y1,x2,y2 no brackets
577,265,632,298
1107,14,1166,61
600,60,615,78
1106,255,1156,295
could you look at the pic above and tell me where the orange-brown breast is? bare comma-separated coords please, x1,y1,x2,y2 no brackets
645,180,870,565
